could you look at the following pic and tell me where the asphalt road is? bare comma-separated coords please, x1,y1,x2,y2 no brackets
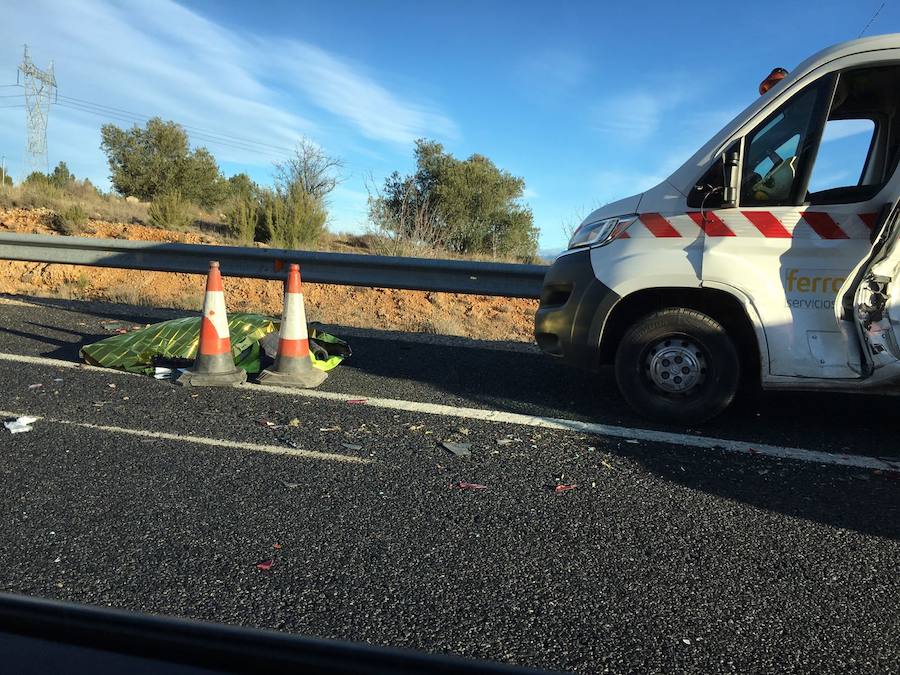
1,294,899,673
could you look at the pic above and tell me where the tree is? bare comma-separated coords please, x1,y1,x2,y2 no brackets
100,117,226,209
274,140,343,203
50,161,74,188
370,139,538,259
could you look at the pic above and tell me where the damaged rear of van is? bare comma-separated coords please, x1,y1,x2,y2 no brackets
535,34,900,423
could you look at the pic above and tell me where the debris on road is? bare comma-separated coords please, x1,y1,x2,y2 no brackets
281,481,302,489
748,447,759,456
453,481,488,490
288,418,300,427
457,427,470,436
601,459,614,471
255,559,275,571
442,441,472,458
625,439,639,444
496,438,519,446
4,416,38,434
319,426,341,432
27,383,42,390
342,443,363,451
257,419,277,428
273,543,282,550
347,398,368,405
553,484,577,493
277,437,299,449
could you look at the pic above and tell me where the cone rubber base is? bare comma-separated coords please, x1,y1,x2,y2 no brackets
176,367,247,387
257,366,327,389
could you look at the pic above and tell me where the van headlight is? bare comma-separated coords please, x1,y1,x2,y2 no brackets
568,215,637,249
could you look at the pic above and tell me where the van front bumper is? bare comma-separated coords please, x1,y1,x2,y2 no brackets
534,248,620,370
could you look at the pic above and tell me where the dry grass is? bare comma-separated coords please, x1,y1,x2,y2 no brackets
0,183,150,225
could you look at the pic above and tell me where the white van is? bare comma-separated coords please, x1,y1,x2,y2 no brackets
535,34,900,423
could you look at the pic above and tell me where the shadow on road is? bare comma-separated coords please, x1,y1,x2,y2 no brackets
3,294,898,540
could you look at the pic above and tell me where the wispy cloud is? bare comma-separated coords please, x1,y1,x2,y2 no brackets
519,49,590,94
0,0,456,182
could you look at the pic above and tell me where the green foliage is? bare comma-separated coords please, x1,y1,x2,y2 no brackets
50,161,74,188
100,117,227,209
61,204,88,230
226,173,258,201
0,173,11,186
261,189,327,249
371,139,538,259
148,191,194,230
225,196,258,244
24,171,51,186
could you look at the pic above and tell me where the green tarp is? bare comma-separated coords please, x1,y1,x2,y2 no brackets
80,313,349,375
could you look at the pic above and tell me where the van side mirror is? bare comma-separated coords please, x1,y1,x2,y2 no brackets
722,151,740,207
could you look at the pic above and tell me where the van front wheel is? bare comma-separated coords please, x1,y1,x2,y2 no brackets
614,308,739,424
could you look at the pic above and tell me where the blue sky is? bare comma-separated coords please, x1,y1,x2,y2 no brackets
0,0,895,251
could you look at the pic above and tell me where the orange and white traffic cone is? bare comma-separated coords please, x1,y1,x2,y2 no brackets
258,263,327,388
176,261,247,387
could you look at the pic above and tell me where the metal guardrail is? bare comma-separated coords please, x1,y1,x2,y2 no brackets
0,232,549,298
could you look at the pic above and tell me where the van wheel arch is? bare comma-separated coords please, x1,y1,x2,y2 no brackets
598,288,761,386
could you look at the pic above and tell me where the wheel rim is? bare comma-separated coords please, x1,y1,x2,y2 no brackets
645,336,707,395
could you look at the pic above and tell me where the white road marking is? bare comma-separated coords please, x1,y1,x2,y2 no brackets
0,409,370,464
3,351,898,473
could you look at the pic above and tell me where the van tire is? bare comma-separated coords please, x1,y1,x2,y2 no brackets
614,308,740,424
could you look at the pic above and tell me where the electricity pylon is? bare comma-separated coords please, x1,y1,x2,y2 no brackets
18,45,56,175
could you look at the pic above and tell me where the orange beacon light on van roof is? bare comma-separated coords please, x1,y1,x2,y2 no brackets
759,67,789,95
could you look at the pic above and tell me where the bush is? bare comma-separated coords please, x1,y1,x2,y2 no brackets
262,190,326,249
60,204,89,233
225,196,258,244
148,191,194,230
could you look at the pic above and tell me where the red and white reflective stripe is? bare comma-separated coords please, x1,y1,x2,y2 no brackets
277,264,311,359
198,263,231,355
621,211,877,240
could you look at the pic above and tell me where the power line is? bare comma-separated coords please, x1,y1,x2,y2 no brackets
55,93,298,157
55,99,293,159
858,1,887,37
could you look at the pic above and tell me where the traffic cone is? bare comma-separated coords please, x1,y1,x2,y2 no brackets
176,261,247,387
258,263,327,388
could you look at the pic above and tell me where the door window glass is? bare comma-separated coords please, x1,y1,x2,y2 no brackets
741,80,831,206
807,119,875,194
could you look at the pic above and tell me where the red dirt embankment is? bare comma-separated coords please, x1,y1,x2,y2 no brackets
0,208,538,342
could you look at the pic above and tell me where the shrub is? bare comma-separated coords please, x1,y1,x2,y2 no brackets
61,204,88,231
148,191,194,230
225,196,258,244
262,190,326,249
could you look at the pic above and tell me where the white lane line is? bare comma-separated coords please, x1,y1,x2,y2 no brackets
0,409,371,465
3,351,898,473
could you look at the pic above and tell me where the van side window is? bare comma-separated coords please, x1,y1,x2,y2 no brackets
740,78,832,207
806,65,900,205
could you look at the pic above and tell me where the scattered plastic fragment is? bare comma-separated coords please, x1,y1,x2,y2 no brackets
625,439,639,444
347,398,368,405
256,559,275,571
153,367,175,379
288,418,300,427
4,416,38,434
107,383,116,389
442,441,472,457
453,481,487,490
319,426,341,432
257,419,277,428
52,378,63,382
601,459,614,471
682,638,691,645
458,427,470,436
554,484,577,493
282,481,301,489
273,543,282,550
27,384,42,390
342,443,363,451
